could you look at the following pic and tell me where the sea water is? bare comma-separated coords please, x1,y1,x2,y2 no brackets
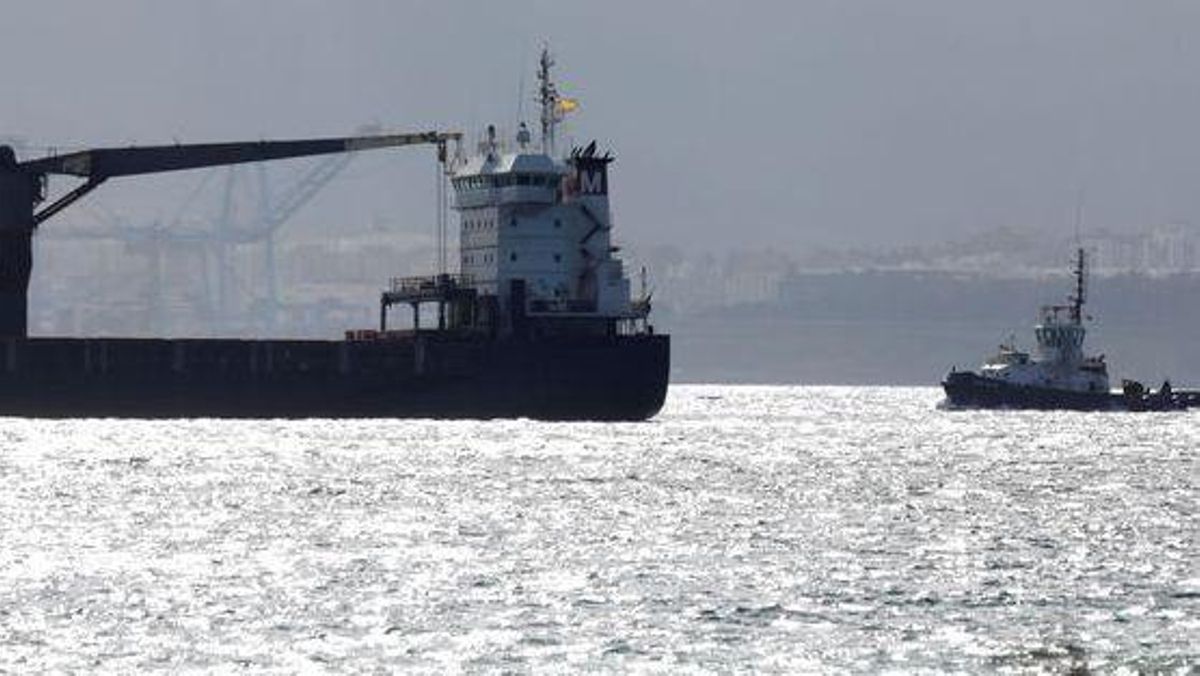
0,386,1195,672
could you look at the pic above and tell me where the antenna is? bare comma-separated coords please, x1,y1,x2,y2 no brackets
1070,187,1087,324
516,45,528,130
1073,186,1086,247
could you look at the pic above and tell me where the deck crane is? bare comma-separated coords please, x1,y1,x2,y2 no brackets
0,131,462,338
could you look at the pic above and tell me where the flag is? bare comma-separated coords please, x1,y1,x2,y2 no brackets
555,97,580,116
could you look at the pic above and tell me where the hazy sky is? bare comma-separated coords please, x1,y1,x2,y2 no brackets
3,0,1200,253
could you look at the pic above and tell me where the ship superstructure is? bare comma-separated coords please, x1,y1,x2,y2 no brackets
454,133,638,333
979,248,1108,393
380,49,651,342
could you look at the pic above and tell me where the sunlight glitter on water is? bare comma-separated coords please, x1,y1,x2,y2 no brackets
0,386,1196,672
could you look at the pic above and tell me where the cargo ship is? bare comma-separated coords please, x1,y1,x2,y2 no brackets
0,49,668,420
941,248,1194,411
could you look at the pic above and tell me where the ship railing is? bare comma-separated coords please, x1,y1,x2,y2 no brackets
389,273,473,295
379,273,478,333
385,274,475,302
526,299,652,326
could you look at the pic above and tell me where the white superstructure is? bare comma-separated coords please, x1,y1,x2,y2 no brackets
976,248,1109,393
446,48,645,337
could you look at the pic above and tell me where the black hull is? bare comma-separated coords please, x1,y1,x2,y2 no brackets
942,371,1122,411
0,334,669,421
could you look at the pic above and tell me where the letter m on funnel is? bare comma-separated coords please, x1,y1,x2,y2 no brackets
571,142,613,196
580,167,606,194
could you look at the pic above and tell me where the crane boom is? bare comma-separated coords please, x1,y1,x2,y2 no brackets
19,132,458,179
0,129,462,338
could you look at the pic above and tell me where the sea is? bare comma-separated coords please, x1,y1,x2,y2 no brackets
1,385,1195,673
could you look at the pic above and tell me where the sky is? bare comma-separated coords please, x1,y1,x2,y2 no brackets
2,0,1200,254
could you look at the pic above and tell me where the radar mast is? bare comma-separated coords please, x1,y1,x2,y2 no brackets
1069,247,1087,325
538,46,558,156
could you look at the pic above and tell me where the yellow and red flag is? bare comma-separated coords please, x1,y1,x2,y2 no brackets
555,97,580,116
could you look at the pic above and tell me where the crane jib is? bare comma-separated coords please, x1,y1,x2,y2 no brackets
18,132,457,179
0,129,461,338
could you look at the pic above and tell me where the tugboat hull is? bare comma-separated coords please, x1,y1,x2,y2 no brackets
942,371,1121,411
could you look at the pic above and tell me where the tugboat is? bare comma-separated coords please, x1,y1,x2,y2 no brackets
942,248,1122,410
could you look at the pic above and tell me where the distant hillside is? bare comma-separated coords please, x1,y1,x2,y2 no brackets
629,222,1200,316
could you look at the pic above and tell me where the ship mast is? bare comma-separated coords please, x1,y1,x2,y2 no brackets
1069,247,1087,324
538,47,558,156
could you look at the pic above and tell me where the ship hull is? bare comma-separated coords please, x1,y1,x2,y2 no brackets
941,371,1122,411
0,334,669,421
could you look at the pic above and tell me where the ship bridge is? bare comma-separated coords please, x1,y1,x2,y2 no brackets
452,150,564,210
445,118,641,338
1034,306,1086,364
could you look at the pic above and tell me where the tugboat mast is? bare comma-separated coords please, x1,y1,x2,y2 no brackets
1069,247,1087,325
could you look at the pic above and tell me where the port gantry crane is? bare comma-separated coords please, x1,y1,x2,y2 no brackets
42,153,362,335
0,131,461,338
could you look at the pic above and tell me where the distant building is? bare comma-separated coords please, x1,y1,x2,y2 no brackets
1090,223,1199,274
